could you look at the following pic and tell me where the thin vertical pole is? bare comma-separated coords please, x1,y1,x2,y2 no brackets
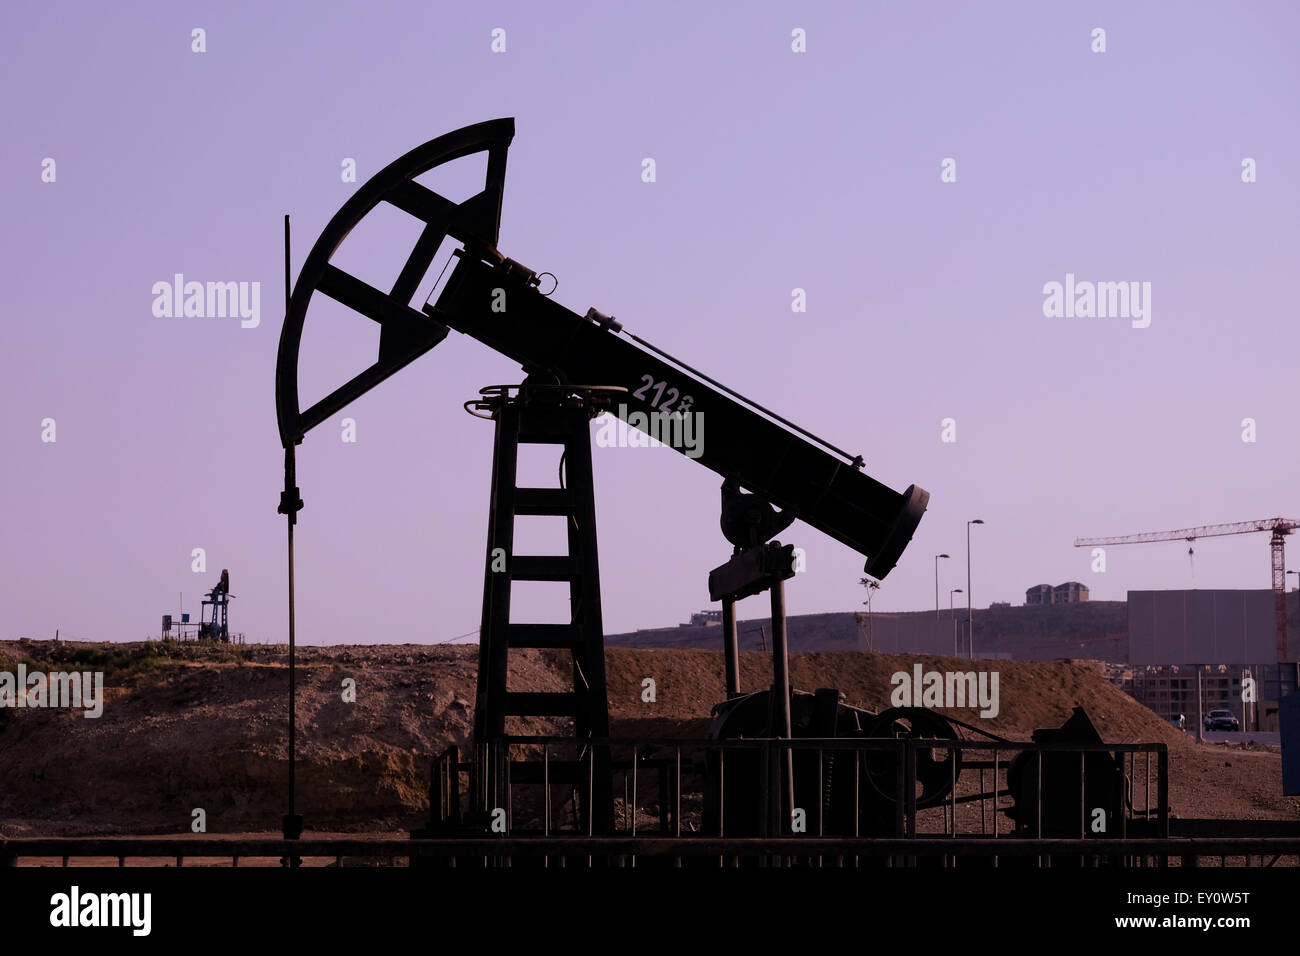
278,214,304,856
992,749,999,840
770,578,794,831
966,523,973,659
674,745,681,868
287,454,297,821
286,212,296,829
1196,667,1204,742
722,597,740,699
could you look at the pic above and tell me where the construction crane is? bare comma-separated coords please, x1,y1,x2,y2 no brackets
1074,517,1298,662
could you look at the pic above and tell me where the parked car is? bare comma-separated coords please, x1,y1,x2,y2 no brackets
1203,710,1240,732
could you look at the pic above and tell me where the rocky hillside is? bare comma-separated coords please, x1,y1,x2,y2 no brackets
607,603,1129,660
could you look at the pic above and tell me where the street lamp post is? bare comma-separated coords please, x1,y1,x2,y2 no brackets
862,578,880,652
966,519,984,659
935,554,950,619
950,587,963,656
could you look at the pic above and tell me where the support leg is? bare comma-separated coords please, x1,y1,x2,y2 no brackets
770,579,794,832
722,597,740,699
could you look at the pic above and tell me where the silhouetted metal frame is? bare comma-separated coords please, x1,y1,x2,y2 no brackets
274,116,928,576
275,118,514,448
429,255,928,576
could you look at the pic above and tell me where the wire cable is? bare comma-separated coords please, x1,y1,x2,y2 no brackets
436,627,480,645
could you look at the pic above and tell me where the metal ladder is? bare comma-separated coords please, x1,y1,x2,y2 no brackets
470,383,617,833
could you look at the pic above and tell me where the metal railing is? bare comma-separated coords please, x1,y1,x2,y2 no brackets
409,733,1195,866
7,733,1297,868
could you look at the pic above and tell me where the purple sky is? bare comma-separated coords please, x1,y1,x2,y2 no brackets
4,2,1299,644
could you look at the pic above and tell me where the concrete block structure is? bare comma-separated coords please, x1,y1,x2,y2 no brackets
1026,582,1089,605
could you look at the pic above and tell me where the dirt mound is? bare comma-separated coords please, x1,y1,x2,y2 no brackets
604,647,1190,747
0,639,1292,836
